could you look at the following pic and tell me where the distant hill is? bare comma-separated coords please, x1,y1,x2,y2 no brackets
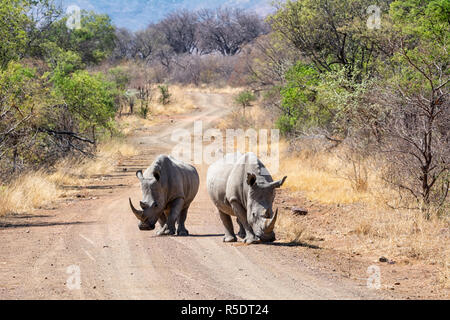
62,0,275,31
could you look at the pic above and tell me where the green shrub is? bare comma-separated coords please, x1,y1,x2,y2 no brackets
235,90,256,108
158,84,171,105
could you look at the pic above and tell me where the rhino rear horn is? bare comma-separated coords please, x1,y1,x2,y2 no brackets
129,198,146,222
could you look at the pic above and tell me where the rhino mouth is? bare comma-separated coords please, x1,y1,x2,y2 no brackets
138,221,155,231
258,232,276,243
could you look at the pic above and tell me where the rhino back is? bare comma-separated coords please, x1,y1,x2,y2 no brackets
207,153,240,215
226,153,273,209
146,155,199,207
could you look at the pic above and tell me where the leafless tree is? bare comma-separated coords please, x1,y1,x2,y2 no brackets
113,28,137,60
375,44,449,215
156,10,199,54
197,8,268,56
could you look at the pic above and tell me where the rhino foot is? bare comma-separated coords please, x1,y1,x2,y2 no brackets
244,235,260,244
177,228,189,236
223,235,237,243
156,225,175,236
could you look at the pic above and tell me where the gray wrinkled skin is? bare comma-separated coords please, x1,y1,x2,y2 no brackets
129,155,199,236
207,152,287,244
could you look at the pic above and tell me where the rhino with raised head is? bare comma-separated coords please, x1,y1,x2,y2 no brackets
129,155,199,236
207,152,287,244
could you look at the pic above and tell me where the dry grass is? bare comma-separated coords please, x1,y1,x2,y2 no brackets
186,84,243,95
217,104,274,131
279,151,377,205
216,98,449,288
277,145,450,288
0,138,138,217
275,211,307,243
117,114,159,136
152,85,198,116
118,84,198,135
0,171,62,216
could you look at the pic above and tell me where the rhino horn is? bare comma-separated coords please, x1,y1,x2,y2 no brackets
265,208,278,232
129,198,146,222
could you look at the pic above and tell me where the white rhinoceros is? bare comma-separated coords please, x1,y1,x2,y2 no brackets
129,155,199,236
207,152,287,244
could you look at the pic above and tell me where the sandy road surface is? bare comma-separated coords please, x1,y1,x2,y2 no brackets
0,92,388,299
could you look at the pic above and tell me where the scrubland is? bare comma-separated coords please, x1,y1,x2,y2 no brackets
223,100,449,288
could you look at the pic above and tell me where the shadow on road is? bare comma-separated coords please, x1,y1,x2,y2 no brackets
267,241,322,249
0,220,96,229
188,233,224,238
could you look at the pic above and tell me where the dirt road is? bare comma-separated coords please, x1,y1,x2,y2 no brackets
0,91,389,299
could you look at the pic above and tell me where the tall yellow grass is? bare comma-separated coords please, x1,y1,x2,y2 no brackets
152,85,198,116
279,151,378,205
119,84,198,122
277,144,449,287
0,139,138,216
0,171,62,215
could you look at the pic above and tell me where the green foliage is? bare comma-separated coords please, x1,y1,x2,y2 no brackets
0,62,40,122
53,70,117,132
0,0,29,68
158,84,171,105
46,10,116,64
267,0,391,77
277,62,335,135
138,104,150,119
235,90,256,108
108,67,130,91
390,0,449,41
0,61,54,171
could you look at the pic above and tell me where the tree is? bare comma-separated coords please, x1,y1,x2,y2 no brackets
235,90,256,116
0,62,42,172
268,0,392,78
112,28,137,60
134,25,171,63
373,0,450,214
157,10,199,54
0,0,29,68
52,70,117,143
45,10,116,64
197,7,268,56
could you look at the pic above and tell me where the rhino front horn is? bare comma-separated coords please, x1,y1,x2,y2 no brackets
266,208,278,232
129,198,146,222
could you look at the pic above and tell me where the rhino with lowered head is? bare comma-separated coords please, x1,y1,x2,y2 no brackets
129,155,199,236
207,152,287,244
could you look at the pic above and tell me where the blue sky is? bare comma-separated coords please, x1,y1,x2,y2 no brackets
61,0,275,31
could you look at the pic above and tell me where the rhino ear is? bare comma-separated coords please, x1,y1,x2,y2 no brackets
153,171,160,181
246,172,257,186
136,170,144,181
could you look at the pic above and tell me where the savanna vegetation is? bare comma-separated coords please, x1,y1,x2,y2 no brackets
0,0,448,286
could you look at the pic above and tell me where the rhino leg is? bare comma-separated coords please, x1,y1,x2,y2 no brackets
230,201,259,244
236,218,246,239
177,207,189,236
155,214,167,235
161,197,184,236
219,211,237,242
